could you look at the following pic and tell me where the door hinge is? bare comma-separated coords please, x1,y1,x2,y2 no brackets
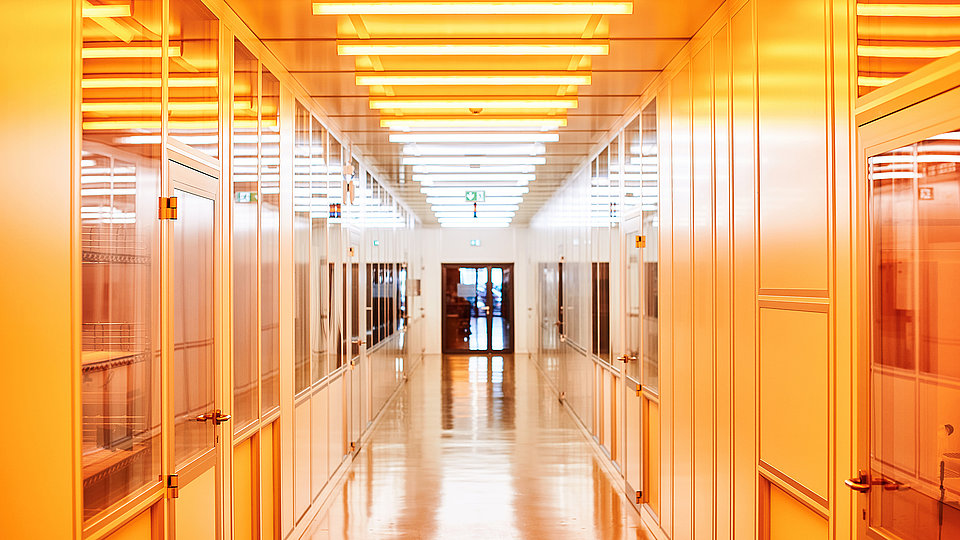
349,441,357,452
636,383,642,397
636,490,642,504
159,196,178,220
166,474,180,498
635,235,646,248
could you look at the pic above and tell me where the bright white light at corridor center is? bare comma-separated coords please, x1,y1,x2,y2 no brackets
421,186,528,196
314,2,633,15
404,156,546,166
403,144,545,156
390,132,559,143
413,174,535,182
431,204,520,212
413,165,537,174
426,196,524,205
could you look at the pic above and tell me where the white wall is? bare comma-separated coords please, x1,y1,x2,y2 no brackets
417,227,532,355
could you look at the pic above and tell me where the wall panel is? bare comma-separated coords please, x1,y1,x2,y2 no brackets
768,483,829,540
234,438,255,540
692,42,717,540
670,65,695,540
756,0,830,291
759,308,829,501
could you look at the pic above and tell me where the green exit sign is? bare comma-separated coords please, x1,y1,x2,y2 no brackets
465,190,486,202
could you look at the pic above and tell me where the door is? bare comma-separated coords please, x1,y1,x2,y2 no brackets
857,86,960,539
168,160,224,540
442,264,514,353
347,233,368,450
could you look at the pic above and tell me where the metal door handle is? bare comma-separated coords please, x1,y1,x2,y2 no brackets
617,355,637,363
195,409,231,426
844,471,871,493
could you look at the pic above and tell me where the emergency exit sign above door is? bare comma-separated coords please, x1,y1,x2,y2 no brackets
465,190,486,202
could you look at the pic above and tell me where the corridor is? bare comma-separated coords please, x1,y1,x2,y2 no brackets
302,355,653,539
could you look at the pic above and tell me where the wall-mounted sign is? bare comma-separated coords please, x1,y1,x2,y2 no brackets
235,191,258,203
465,190,486,202
470,239,481,247
920,186,934,200
373,240,380,246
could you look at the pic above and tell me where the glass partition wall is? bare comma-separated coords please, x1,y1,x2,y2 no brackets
77,4,419,537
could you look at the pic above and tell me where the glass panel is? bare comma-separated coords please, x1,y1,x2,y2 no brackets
172,187,215,467
592,262,610,358
260,69,281,413
80,0,162,521
857,1,960,96
868,127,960,538
168,0,218,157
366,262,376,347
294,102,311,395
624,219,642,381
311,117,328,382
351,261,361,358
232,40,258,433
641,100,659,392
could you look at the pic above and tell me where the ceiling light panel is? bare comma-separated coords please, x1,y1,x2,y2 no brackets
357,72,592,86
404,156,546,165
384,117,566,129
431,204,520,211
315,2,632,15
370,97,578,110
421,186,529,196
426,196,524,204
413,174,535,182
338,39,609,56
403,144,545,155
412,165,537,174
390,132,559,143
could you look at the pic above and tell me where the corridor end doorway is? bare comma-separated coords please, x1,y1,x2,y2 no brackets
441,264,514,353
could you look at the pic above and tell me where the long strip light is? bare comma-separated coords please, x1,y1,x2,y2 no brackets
858,45,960,58
404,156,545,165
83,46,183,59
383,117,566,129
431,204,520,211
391,132,558,143
427,196,523,204
358,71,592,86
82,3,132,17
413,165,537,174
421,186,528,196
435,211,516,218
338,39,609,56
404,144,545,155
83,119,266,130
856,4,960,17
413,174,535,182
315,2,632,15
82,101,247,113
82,77,219,89
370,97,578,110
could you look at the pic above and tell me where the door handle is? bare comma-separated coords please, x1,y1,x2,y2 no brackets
351,338,365,345
617,354,637,363
844,470,871,493
195,409,232,426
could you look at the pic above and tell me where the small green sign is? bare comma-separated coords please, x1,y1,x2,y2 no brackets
465,190,486,203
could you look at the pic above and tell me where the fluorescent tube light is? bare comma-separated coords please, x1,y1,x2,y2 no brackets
371,98,577,110
390,132,559,143
413,174,535,182
421,186,528,196
358,72,592,86
383,117,566,129
339,39,609,56
426,196,523,204
858,45,960,58
431,204,520,211
315,2,632,15
82,46,182,59
403,144,545,155
413,165,537,174
82,77,219,89
856,4,960,17
404,156,545,165
82,3,132,18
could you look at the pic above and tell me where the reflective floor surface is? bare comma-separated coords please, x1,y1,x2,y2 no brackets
301,354,655,539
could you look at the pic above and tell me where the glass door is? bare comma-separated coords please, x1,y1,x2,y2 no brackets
442,264,514,353
858,87,960,539
168,161,223,540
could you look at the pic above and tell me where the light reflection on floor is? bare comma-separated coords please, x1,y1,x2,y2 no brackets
301,354,654,539
467,316,508,351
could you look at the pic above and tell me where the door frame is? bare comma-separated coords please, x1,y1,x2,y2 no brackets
164,148,228,540
855,84,960,538
441,263,516,354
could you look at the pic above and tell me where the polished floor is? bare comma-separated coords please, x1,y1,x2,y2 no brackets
301,354,655,539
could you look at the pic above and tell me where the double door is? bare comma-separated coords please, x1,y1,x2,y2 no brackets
442,264,514,353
